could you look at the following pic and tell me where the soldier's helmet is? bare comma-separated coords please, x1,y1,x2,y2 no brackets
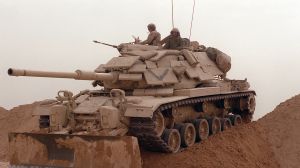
147,23,156,31
171,28,180,36
171,28,180,33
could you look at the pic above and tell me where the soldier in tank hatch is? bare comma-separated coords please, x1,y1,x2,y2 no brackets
161,28,184,49
138,23,161,46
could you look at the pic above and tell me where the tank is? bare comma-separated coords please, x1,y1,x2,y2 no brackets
7,42,255,167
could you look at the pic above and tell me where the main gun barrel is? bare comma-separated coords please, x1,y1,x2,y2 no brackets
8,68,115,81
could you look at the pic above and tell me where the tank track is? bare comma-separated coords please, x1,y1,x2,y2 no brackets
129,91,255,152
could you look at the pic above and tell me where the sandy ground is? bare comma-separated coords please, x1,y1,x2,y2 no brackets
142,95,300,168
0,95,300,168
142,123,280,168
258,95,300,168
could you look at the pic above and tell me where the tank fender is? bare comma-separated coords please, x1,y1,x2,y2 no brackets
125,106,154,118
33,99,59,116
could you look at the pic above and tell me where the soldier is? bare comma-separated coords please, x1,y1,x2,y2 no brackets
161,28,184,49
139,23,161,46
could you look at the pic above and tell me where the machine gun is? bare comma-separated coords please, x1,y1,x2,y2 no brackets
93,40,118,48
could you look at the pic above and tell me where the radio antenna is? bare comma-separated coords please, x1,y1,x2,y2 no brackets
189,0,196,40
171,0,175,28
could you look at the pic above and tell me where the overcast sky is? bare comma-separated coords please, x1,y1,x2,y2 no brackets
1,0,300,119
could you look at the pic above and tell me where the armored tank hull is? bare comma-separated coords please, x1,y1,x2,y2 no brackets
7,43,256,167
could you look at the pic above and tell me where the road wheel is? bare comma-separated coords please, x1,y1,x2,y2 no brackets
193,119,209,142
221,118,232,131
229,115,243,126
162,129,181,153
179,123,196,147
208,117,221,135
153,112,165,136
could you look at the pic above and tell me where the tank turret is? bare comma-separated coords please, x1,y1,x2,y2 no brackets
8,44,237,94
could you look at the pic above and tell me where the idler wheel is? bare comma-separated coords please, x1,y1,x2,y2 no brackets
178,123,196,147
240,95,256,113
248,96,256,113
229,115,243,126
193,119,209,142
208,117,221,135
153,112,165,136
238,95,255,123
221,118,232,131
162,129,181,153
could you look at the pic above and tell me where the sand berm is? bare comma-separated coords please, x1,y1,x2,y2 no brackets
0,95,300,168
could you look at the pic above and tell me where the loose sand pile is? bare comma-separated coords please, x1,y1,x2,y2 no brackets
142,94,300,168
0,95,299,168
258,95,300,168
0,107,7,113
142,123,279,168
